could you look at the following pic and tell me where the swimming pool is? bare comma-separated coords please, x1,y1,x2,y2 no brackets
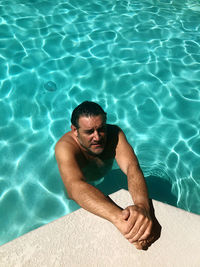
0,0,200,246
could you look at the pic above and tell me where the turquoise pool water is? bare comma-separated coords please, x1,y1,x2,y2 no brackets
0,0,200,246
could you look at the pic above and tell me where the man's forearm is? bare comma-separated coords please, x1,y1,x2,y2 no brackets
69,180,123,224
69,178,153,248
127,164,150,211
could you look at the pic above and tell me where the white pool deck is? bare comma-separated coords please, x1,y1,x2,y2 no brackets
0,189,200,267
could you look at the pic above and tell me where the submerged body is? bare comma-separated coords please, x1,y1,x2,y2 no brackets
57,123,118,182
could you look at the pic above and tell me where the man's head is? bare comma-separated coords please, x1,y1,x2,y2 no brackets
71,101,107,128
71,101,107,155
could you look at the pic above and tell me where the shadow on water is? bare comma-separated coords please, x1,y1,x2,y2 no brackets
95,169,178,208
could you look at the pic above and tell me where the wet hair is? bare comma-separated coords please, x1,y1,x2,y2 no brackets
71,101,107,128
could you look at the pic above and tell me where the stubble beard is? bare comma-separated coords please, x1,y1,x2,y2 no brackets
77,134,105,156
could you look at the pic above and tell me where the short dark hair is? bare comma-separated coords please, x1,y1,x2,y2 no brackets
71,101,107,128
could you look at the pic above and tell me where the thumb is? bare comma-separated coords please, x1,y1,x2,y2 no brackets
122,208,130,220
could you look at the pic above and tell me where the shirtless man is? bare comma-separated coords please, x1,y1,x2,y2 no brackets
55,101,159,250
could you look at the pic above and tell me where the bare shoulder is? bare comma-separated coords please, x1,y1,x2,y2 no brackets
55,132,79,161
55,132,85,188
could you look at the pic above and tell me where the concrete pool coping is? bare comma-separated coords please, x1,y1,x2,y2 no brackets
0,189,199,267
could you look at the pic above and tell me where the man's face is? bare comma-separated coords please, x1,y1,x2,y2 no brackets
74,115,107,155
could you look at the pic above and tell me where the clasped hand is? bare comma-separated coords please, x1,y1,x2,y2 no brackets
115,205,153,249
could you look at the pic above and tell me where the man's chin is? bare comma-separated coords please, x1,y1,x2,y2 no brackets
79,142,105,155
89,146,104,155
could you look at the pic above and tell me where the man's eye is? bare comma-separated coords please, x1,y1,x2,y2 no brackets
86,130,93,134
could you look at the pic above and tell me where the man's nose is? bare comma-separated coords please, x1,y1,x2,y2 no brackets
93,130,100,141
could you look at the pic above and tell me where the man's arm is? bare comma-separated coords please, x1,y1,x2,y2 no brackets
55,141,133,236
115,128,152,243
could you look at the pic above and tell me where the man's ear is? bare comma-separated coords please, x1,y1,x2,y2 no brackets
71,125,78,137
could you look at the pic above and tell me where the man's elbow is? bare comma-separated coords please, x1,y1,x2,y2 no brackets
64,183,75,200
65,180,83,201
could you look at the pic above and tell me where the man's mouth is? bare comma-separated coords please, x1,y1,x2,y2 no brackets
91,143,102,147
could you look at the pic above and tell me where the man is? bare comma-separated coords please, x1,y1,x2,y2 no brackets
55,101,160,250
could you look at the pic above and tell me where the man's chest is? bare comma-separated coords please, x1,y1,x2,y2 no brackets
82,157,114,181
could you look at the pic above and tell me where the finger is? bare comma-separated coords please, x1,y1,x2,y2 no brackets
133,242,143,250
127,215,152,243
124,217,137,235
142,234,155,247
125,216,148,241
122,212,137,235
127,222,147,243
122,209,130,220
133,241,148,250
138,220,152,241
139,240,149,250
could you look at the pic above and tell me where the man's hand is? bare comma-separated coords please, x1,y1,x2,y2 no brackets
112,204,152,249
114,204,152,250
124,202,162,250
122,205,152,244
113,209,136,237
